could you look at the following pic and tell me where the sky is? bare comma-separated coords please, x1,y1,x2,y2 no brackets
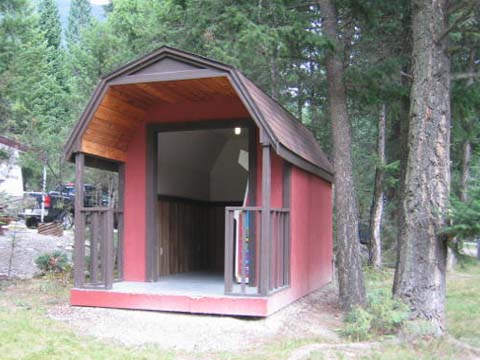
89,0,110,4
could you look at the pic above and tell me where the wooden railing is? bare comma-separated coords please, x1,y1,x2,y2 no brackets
269,209,290,292
73,207,123,289
225,206,290,296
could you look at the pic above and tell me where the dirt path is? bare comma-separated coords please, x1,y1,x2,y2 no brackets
48,284,342,352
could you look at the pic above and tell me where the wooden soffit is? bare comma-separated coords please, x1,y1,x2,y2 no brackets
65,47,333,181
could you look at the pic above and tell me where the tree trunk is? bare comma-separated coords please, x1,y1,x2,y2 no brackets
460,140,471,202
392,66,412,294
318,0,366,310
393,0,451,334
368,104,386,269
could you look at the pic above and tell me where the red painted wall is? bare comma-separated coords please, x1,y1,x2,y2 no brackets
267,166,333,314
123,98,252,281
270,152,284,208
123,122,147,281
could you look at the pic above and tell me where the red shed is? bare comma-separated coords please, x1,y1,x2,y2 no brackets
64,47,333,317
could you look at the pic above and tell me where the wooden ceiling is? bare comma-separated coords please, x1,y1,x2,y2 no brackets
80,76,240,162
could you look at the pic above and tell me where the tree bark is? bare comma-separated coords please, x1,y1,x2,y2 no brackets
368,104,386,269
393,0,451,334
318,0,366,310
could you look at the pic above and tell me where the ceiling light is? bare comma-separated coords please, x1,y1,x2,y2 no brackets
234,127,242,135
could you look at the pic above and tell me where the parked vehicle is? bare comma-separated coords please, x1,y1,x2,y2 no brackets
21,183,105,229
22,191,72,229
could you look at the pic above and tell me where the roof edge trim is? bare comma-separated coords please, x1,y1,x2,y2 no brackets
277,143,334,183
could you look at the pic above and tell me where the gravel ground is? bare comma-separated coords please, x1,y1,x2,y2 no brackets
0,222,73,279
0,224,342,353
48,284,342,352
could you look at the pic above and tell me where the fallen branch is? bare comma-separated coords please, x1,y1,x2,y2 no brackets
451,72,480,81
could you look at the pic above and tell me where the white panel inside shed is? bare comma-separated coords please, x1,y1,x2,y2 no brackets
157,128,249,202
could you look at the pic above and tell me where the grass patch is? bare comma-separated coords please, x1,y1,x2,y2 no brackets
335,261,480,357
0,259,479,360
365,338,470,360
446,259,480,347
0,308,174,360
0,279,174,360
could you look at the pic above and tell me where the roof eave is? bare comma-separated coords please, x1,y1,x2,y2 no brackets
277,143,334,183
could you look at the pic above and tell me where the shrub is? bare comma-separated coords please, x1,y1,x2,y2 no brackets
368,289,409,334
341,290,409,341
35,251,70,273
341,306,373,341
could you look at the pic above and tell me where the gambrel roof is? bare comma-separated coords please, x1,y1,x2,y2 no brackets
64,46,333,181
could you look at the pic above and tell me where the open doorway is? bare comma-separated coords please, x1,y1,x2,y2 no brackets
155,127,250,287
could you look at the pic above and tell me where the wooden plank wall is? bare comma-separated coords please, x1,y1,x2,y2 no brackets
156,198,226,276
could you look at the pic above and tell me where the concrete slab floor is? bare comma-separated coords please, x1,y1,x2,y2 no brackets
112,271,259,297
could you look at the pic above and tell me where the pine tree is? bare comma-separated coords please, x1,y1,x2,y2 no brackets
0,0,45,134
38,0,65,86
393,0,452,334
66,0,92,48
38,0,61,50
317,0,366,310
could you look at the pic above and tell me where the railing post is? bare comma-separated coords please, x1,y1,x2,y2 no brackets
284,212,290,286
73,152,85,288
260,144,271,296
117,163,125,280
240,211,247,294
224,208,233,293
104,209,114,289
90,212,98,284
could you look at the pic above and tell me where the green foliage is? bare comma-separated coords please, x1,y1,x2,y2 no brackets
38,0,61,50
34,251,70,273
66,0,92,48
445,183,480,240
368,289,409,334
0,148,11,161
341,289,409,341
342,305,373,341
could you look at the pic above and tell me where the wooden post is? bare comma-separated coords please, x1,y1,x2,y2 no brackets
241,211,247,294
117,163,125,280
73,153,85,288
284,212,290,286
260,144,271,296
224,209,233,294
248,127,257,286
145,126,158,282
104,209,114,289
90,212,98,284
